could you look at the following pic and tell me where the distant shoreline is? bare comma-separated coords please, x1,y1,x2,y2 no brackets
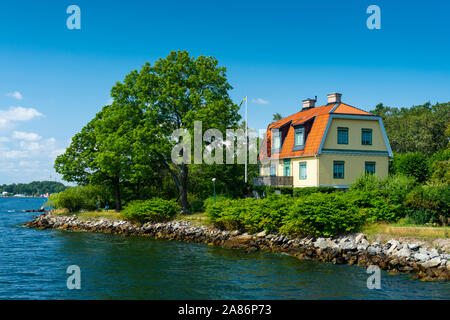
0,196,48,198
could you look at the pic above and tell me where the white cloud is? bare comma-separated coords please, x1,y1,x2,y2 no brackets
3,150,29,159
6,91,23,100
251,98,270,105
12,131,42,141
0,137,9,143
19,160,40,167
0,106,43,127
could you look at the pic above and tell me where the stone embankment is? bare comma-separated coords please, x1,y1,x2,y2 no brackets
26,213,449,281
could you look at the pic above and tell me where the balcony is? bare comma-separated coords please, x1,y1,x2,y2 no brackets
253,176,293,187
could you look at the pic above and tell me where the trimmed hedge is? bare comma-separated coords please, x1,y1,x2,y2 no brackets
121,198,180,224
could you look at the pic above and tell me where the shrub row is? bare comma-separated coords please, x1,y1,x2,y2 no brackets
351,173,449,225
206,193,365,237
252,186,338,198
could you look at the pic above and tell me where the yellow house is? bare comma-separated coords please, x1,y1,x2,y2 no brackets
255,93,392,188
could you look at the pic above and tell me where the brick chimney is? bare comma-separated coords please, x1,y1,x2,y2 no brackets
327,92,342,104
302,97,316,111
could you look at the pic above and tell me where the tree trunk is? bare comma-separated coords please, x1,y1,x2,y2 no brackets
179,164,189,213
113,178,122,211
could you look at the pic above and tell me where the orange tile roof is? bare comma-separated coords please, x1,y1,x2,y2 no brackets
258,102,374,160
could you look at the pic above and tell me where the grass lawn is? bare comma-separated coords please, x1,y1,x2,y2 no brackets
52,208,123,220
174,212,210,227
362,221,450,242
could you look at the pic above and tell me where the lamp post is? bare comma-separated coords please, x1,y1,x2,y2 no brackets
212,178,216,203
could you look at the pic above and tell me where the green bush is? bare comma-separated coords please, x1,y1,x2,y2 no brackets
343,190,403,223
203,195,232,210
293,186,338,197
350,173,416,220
280,193,366,237
207,193,365,237
391,152,430,182
404,185,450,225
121,198,180,224
187,194,204,213
206,195,294,233
47,185,100,212
254,186,337,198
252,186,293,198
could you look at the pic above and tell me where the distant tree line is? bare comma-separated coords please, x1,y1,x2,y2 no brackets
0,181,67,196
371,101,449,156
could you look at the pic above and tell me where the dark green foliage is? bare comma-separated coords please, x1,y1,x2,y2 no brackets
404,185,450,225
253,186,339,199
203,195,232,210
350,173,416,221
206,195,294,233
293,187,338,197
391,152,430,182
371,102,450,156
252,186,293,197
121,198,180,224
429,149,450,186
280,193,366,237
430,160,450,186
47,185,102,212
0,181,67,196
272,113,283,121
343,190,402,223
188,195,204,213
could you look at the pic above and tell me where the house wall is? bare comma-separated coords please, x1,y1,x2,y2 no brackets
318,154,389,187
322,118,388,151
291,157,318,187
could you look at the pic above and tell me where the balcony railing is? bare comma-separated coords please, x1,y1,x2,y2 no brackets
253,176,293,187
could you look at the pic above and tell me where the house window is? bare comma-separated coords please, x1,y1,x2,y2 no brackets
294,127,304,147
365,161,376,174
337,127,348,144
270,164,277,176
272,130,281,153
283,159,291,177
361,128,372,145
333,161,345,179
299,162,307,179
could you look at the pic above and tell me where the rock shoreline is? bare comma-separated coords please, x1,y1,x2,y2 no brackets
25,213,450,282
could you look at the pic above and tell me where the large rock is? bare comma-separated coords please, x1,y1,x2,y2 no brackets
414,253,429,261
367,246,381,255
256,230,267,238
387,240,400,254
408,243,421,251
223,235,254,249
342,240,357,251
357,239,369,251
314,238,337,250
395,247,411,258
422,257,441,268
355,233,366,244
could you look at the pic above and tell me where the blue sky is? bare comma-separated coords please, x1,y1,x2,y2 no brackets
0,0,449,184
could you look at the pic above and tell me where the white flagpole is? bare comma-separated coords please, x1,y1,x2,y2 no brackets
245,97,248,183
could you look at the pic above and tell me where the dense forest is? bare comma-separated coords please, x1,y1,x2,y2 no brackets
371,101,449,155
0,181,67,196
